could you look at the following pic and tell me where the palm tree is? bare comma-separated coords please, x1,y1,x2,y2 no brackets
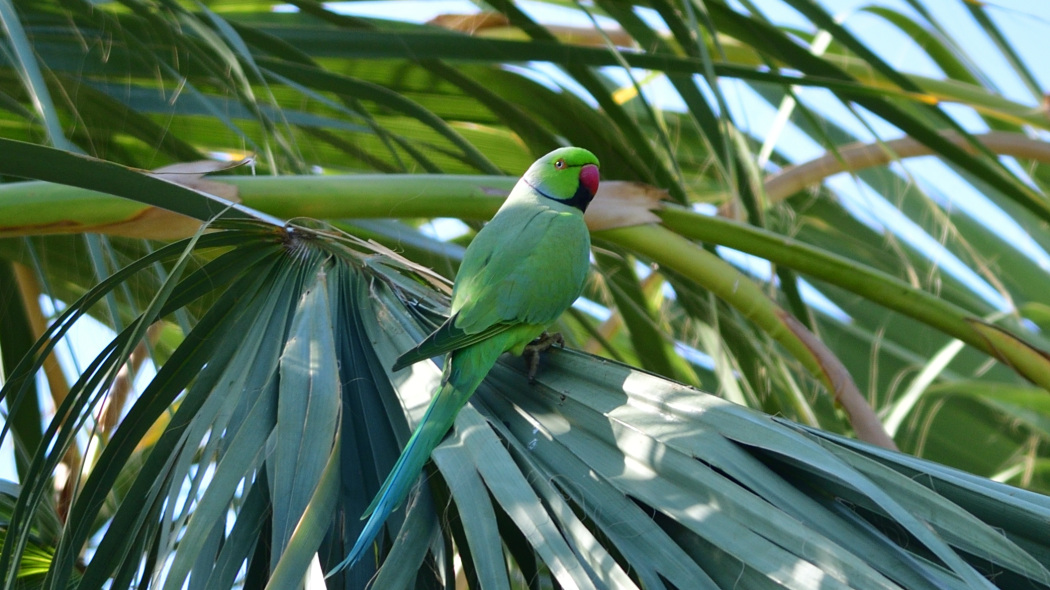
1,0,1049,587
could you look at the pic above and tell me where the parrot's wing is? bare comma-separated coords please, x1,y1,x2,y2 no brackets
394,209,589,372
392,315,513,371
453,209,590,331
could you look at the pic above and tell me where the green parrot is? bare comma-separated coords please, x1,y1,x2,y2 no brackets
330,146,600,575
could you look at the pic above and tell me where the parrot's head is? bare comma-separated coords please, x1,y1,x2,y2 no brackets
523,147,600,213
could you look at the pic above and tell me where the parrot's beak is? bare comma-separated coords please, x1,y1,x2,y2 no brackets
579,163,600,197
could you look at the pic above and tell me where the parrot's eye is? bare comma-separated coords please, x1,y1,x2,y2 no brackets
554,158,566,169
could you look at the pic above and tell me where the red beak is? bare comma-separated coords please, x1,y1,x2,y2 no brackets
579,163,600,197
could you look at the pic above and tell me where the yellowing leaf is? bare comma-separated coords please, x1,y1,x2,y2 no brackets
99,160,248,239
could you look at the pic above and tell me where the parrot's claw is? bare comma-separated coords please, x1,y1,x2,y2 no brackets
524,331,565,383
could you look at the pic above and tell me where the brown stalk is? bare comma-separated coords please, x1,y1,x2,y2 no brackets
765,130,1050,202
778,311,897,450
97,322,164,437
13,263,81,521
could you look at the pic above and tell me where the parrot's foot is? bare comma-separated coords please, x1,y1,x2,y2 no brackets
524,332,565,383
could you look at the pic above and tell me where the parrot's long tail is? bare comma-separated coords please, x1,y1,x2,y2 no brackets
327,343,500,577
